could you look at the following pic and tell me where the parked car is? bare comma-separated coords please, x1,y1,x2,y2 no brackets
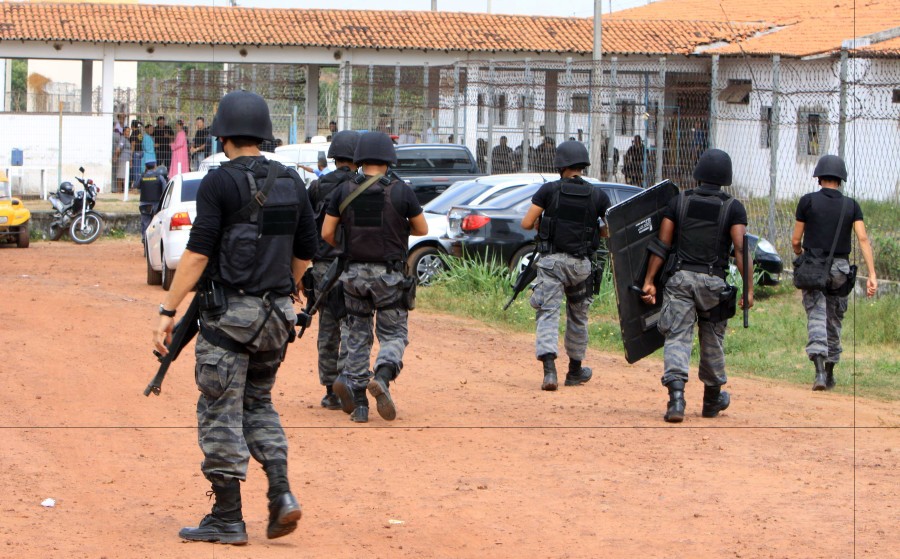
408,173,557,284
198,151,300,177
0,170,31,248
145,171,204,290
393,144,485,205
274,139,334,184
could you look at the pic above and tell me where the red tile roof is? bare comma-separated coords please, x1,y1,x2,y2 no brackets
0,2,770,55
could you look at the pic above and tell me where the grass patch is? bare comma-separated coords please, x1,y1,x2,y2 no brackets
420,255,900,400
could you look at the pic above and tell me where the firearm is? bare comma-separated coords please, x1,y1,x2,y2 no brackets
144,293,201,396
296,256,344,339
503,247,540,311
742,233,750,329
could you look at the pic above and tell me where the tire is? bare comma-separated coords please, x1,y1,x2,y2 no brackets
69,212,103,244
509,244,537,277
49,221,65,241
408,245,445,285
147,247,162,286
161,245,175,291
16,221,29,248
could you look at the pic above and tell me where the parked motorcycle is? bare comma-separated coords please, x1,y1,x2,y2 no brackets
48,166,104,244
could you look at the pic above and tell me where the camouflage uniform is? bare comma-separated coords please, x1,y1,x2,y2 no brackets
530,252,593,360
802,258,851,363
341,262,409,392
310,260,349,388
195,294,296,480
658,270,729,387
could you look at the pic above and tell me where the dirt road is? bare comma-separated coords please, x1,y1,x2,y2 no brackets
1,239,897,558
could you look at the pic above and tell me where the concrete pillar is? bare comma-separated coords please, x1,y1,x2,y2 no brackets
544,69,559,141
101,48,115,116
305,64,319,140
0,59,7,112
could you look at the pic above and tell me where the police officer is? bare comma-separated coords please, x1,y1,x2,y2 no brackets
138,159,165,242
153,90,318,544
520,140,611,391
305,130,360,410
320,131,428,423
791,154,878,390
640,149,752,423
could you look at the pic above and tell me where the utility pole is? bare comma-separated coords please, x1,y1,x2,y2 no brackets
589,0,604,174
432,0,437,10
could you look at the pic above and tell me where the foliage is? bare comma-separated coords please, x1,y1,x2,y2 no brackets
137,62,224,82
10,59,27,112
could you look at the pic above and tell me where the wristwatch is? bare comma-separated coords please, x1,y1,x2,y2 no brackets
158,304,176,317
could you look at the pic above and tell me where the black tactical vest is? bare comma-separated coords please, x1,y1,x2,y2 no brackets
310,167,354,261
673,187,735,274
139,170,164,204
209,158,302,296
537,177,600,257
342,176,409,263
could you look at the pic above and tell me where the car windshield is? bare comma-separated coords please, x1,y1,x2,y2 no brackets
181,179,202,202
479,182,543,209
395,148,473,171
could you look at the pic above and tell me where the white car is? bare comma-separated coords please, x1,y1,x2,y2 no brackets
145,171,205,290
407,173,556,284
275,140,333,184
198,151,299,175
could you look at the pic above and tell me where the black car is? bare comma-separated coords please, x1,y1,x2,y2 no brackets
446,181,783,284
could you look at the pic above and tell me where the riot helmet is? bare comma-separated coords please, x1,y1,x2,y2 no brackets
812,154,847,182
328,130,361,161
554,140,591,170
208,90,274,142
59,181,74,195
353,131,397,166
692,148,733,186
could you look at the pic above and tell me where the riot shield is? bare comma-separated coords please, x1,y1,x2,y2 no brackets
605,180,680,364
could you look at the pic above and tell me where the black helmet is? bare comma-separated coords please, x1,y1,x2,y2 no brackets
59,181,74,195
554,140,590,169
693,148,732,186
813,154,847,182
353,131,397,166
328,130,361,160
208,90,274,142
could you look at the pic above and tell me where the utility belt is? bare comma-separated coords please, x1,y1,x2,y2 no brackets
344,260,417,314
675,261,727,280
347,259,407,274
536,242,593,260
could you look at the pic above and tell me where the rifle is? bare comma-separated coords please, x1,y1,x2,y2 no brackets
144,293,201,396
742,233,750,328
296,256,344,339
503,247,540,311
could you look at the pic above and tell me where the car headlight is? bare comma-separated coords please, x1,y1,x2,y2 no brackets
756,238,777,255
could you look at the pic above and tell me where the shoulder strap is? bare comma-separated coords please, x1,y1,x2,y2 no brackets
826,197,850,260
224,160,286,226
339,174,383,215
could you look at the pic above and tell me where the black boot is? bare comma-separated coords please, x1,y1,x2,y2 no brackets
564,359,593,386
812,355,828,391
179,478,248,545
350,388,369,423
825,362,836,390
332,373,357,414
664,381,686,423
320,385,342,410
263,463,302,539
368,365,397,421
540,354,558,391
701,385,731,418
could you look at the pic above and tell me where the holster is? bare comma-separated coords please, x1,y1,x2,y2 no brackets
402,275,418,311
590,256,605,296
198,280,228,322
699,285,737,323
300,268,316,303
326,281,347,319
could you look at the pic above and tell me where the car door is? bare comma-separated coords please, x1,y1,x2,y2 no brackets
146,179,175,268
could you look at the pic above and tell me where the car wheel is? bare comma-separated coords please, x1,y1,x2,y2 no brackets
161,245,174,291
509,244,537,277
147,246,162,286
408,245,445,285
16,221,29,248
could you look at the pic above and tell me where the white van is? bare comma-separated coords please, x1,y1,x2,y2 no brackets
198,151,299,174
275,138,333,184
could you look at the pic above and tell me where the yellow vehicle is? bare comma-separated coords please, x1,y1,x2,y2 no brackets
0,171,31,248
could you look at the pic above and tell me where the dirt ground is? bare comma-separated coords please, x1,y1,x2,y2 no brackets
1,239,898,559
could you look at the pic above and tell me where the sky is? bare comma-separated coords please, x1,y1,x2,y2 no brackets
141,0,655,18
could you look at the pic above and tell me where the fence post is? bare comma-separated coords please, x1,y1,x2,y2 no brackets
342,61,351,131
123,161,130,201
452,61,460,144
838,48,848,162
367,65,374,132
709,54,719,149
563,57,572,142
394,64,401,133
58,101,63,191
485,60,495,174
606,57,618,179
655,57,666,184
522,58,532,172
768,54,780,243
422,62,430,142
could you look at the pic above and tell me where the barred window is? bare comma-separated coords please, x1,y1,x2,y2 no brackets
617,100,635,136
571,94,590,114
760,106,772,149
797,108,828,157
477,93,485,125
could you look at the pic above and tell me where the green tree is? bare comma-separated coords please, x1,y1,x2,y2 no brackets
10,59,27,111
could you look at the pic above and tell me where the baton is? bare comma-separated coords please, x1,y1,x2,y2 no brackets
742,233,750,329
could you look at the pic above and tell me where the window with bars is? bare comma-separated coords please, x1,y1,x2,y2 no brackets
760,106,772,149
797,108,828,157
617,100,635,136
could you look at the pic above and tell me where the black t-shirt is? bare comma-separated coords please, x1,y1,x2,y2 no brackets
795,188,863,257
186,156,317,261
326,177,423,220
531,179,613,220
661,185,748,259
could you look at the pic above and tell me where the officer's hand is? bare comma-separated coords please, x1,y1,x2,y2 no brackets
154,316,175,356
641,283,656,305
866,277,878,298
740,291,754,310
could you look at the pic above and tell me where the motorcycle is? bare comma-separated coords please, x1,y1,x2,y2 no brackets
48,166,104,244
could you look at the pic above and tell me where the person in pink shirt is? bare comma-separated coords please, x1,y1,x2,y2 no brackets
170,119,191,176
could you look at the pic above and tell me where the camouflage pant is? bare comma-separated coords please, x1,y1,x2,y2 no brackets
341,262,410,391
311,260,349,387
658,270,729,387
530,252,593,360
802,259,850,362
194,294,296,482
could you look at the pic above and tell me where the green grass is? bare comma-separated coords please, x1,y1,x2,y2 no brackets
421,255,900,400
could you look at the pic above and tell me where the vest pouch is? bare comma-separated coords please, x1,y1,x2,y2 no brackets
699,285,737,323
219,223,258,287
537,218,554,253
792,249,830,291
326,281,347,319
827,263,857,297
403,276,418,311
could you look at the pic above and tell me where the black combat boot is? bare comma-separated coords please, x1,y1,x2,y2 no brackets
564,359,593,386
350,388,369,423
701,385,731,418
825,362,836,390
664,381,686,423
320,385,342,410
540,354,558,391
332,373,357,414
368,365,397,421
812,355,828,391
179,477,248,545
263,463,302,540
